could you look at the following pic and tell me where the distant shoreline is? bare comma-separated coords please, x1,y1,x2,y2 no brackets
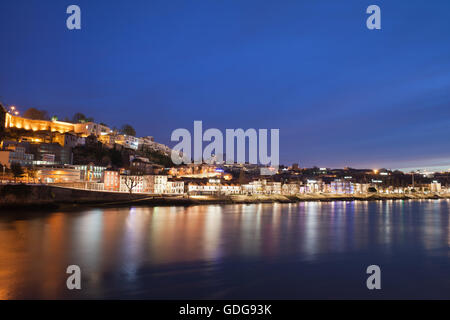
0,184,448,211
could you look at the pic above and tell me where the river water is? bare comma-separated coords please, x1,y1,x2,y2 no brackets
1,200,450,299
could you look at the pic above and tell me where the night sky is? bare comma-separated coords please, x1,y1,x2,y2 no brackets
1,0,450,170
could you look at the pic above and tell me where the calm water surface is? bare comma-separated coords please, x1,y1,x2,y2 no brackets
1,200,450,299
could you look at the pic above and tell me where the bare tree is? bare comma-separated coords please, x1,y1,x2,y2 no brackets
121,124,136,136
123,176,139,194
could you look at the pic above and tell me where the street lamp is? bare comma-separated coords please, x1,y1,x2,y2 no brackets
9,105,18,115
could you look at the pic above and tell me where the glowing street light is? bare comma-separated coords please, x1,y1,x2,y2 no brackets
9,105,19,115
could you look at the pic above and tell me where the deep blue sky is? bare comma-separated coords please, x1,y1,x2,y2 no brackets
1,0,450,170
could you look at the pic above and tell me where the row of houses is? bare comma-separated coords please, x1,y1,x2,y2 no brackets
103,171,184,194
185,179,369,196
32,166,444,195
185,179,443,196
6,156,443,195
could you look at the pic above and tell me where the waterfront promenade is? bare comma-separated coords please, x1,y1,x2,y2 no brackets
1,183,449,210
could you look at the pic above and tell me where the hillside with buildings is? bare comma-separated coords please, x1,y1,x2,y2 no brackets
1,102,450,209
0,103,173,181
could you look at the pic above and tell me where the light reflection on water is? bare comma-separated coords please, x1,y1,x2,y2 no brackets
0,200,449,299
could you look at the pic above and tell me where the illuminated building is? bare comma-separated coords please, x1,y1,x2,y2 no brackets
53,132,82,148
119,175,144,193
187,180,240,195
73,164,107,181
166,180,185,194
430,181,442,193
115,134,139,150
104,174,180,194
103,170,120,191
4,113,75,133
305,179,323,193
330,179,354,194
36,166,81,183
241,180,265,194
0,106,112,140
220,183,241,195
187,182,221,195
0,146,34,168
41,154,55,163
98,134,115,148
169,164,219,178
74,122,112,137
28,143,73,165
265,181,282,194
144,175,168,193
282,183,300,195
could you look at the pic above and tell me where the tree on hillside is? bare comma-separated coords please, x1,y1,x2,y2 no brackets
72,113,94,123
24,108,49,120
11,163,24,182
121,124,136,136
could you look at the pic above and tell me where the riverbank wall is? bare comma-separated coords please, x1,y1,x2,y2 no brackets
0,184,150,209
1,184,449,210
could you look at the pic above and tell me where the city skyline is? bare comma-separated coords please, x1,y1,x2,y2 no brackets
2,1,450,303
3,104,450,173
1,1,450,170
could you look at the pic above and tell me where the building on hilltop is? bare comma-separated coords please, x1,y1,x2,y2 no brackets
73,122,112,137
115,134,139,150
